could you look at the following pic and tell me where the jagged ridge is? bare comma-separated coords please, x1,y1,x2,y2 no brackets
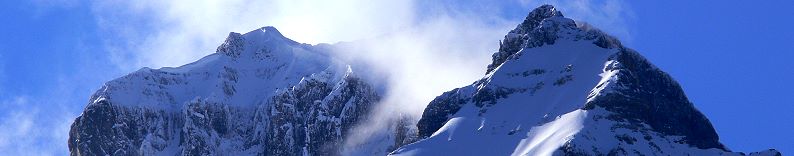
68,26,403,156
401,4,779,156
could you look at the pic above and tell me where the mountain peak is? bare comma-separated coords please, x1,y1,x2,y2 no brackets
217,32,245,58
527,5,563,20
216,26,300,58
485,5,573,74
241,26,296,44
400,4,781,156
516,4,569,34
244,26,286,39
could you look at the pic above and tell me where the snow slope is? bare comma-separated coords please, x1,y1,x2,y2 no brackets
68,4,781,156
68,27,408,155
393,5,780,156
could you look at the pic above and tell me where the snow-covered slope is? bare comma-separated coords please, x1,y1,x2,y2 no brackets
393,5,780,156
68,27,407,155
70,5,781,156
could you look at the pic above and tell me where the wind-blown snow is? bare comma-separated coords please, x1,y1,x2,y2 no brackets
96,26,338,110
393,38,618,155
69,26,395,155
70,4,782,156
392,5,781,156
512,110,587,156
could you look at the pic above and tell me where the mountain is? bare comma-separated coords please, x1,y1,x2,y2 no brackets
391,5,781,156
68,27,411,155
69,4,781,156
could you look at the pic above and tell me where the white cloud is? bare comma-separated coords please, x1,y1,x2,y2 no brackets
1,0,637,154
10,0,633,155
89,0,417,71
0,96,74,156
337,14,515,152
87,0,634,112
0,81,93,155
0,20,117,154
0,0,633,155
84,0,635,152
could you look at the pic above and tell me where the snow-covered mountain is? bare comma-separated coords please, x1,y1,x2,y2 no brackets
68,27,411,155
70,4,780,156
391,5,781,156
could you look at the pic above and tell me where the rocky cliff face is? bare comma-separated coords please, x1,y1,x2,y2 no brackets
265,68,380,155
69,5,781,156
68,27,402,156
399,5,780,156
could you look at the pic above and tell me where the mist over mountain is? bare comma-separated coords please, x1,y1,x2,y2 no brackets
68,5,781,156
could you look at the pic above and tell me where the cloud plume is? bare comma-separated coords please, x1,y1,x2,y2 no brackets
90,0,418,71
3,0,634,154
87,0,635,153
88,0,634,113
0,96,75,155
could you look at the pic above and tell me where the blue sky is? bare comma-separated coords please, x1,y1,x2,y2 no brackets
0,0,791,155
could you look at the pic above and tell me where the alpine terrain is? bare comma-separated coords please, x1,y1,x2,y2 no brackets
68,27,412,155
392,5,781,156
69,4,780,156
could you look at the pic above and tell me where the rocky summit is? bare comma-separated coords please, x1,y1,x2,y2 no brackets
395,5,780,156
69,5,780,156
68,26,411,156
